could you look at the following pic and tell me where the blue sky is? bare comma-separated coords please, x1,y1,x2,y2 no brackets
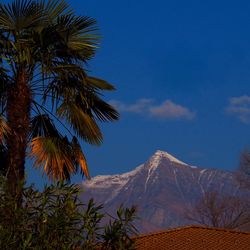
15,0,250,186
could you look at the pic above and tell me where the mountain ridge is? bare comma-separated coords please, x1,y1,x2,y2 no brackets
81,150,240,233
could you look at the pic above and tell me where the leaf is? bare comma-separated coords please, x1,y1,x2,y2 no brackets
86,76,115,91
90,95,119,122
43,0,72,21
0,0,45,31
30,114,59,138
71,136,90,179
30,136,76,180
57,102,103,145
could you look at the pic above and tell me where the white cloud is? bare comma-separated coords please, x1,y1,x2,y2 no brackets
110,98,154,114
149,100,195,120
110,98,196,120
229,95,250,105
226,95,250,123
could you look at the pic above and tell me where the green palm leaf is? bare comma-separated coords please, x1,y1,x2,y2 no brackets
57,102,103,145
85,76,116,91
0,0,44,30
30,114,59,138
42,0,72,21
89,95,119,122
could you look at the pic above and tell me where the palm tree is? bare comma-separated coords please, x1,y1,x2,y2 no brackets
0,0,119,196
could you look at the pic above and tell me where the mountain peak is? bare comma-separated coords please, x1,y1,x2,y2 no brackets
152,150,188,166
81,151,240,233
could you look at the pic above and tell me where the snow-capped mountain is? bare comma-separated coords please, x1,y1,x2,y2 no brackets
80,150,241,233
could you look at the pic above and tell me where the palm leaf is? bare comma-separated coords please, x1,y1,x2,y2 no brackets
57,102,103,145
30,136,76,180
43,73,119,122
54,14,99,61
71,136,90,179
43,0,72,22
0,0,45,31
33,13,99,67
30,135,90,180
30,114,59,138
85,76,115,91
86,94,119,122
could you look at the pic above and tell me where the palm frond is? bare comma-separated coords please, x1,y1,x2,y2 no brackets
71,136,90,179
57,102,103,145
31,12,99,68
30,134,90,180
43,0,72,22
85,76,115,91
30,136,76,180
30,114,59,138
56,14,99,57
42,72,119,122
37,14,99,64
0,0,44,31
90,95,119,122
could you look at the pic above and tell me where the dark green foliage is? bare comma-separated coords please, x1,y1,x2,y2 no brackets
0,178,138,249
101,206,138,250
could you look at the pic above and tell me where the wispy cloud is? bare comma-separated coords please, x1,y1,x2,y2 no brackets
226,95,250,123
110,98,154,114
110,99,196,120
149,100,195,120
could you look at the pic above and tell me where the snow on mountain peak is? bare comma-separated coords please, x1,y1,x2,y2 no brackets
83,150,189,194
152,150,188,166
82,164,144,202
83,164,144,189
144,150,187,191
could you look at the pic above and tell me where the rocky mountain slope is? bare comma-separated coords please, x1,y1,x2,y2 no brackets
80,150,242,233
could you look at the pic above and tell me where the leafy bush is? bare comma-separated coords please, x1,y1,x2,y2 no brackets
0,178,138,249
102,206,138,250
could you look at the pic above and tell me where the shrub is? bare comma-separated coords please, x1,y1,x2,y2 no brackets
0,178,138,249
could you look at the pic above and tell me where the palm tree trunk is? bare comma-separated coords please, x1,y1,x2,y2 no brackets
6,67,31,200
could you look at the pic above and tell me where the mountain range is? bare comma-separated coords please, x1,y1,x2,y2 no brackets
80,150,243,233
